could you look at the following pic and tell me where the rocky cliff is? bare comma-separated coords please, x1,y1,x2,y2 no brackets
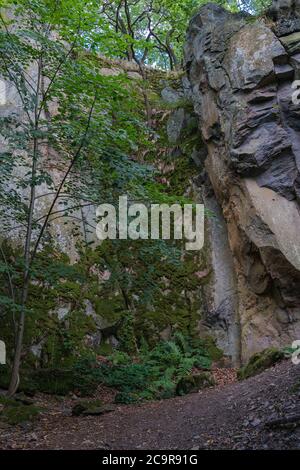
184,1,300,362
2,2,300,370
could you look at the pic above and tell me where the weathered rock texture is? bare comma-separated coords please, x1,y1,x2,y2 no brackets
185,1,300,362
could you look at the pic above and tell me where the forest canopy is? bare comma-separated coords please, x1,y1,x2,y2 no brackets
1,0,272,70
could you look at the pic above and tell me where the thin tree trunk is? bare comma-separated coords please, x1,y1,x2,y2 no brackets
7,58,42,396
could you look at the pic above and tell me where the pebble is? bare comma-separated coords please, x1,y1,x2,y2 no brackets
251,418,261,427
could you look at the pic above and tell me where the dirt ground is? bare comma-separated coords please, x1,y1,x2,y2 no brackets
1,361,300,450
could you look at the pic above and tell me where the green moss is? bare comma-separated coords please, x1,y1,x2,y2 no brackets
238,348,285,381
0,397,41,425
176,372,215,396
72,399,104,416
97,342,114,355
201,336,224,361
166,157,197,196
118,312,137,353
0,366,77,395
93,295,124,321
26,369,75,395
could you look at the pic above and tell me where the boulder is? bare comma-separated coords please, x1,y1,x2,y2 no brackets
161,86,184,106
237,348,285,380
72,400,115,417
176,372,215,396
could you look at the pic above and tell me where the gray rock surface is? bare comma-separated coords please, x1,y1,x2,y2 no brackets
161,86,184,106
185,1,300,361
167,108,186,144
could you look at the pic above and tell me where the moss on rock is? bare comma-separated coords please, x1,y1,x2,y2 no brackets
72,399,115,416
238,348,285,381
0,396,41,425
176,372,215,396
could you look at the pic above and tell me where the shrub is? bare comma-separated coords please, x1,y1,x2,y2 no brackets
108,351,131,366
101,336,215,402
0,336,218,403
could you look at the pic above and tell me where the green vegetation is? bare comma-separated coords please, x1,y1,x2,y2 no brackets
176,371,215,396
71,399,115,416
94,334,216,403
0,0,271,397
0,396,41,425
0,334,220,403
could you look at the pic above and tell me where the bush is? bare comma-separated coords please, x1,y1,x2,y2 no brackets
114,391,140,404
0,336,219,403
108,351,131,366
101,363,153,392
101,336,215,402
0,366,75,395
72,355,103,395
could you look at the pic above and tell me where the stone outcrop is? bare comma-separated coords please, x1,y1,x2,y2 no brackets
185,1,300,362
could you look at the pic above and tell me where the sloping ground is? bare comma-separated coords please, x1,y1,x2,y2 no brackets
1,361,300,450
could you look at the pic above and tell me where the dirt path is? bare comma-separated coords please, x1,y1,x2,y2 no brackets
1,361,300,450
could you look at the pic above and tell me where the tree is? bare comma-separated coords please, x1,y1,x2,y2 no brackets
99,0,272,69
0,0,152,394
0,0,192,394
0,0,273,396
99,0,201,69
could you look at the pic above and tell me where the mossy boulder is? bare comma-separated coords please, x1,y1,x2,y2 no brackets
72,399,115,416
238,348,285,381
176,372,215,396
0,396,41,425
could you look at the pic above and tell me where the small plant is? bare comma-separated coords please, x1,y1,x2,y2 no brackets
108,351,131,366
72,355,103,395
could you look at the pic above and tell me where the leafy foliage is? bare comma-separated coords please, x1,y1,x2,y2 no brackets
97,335,213,402
0,0,270,395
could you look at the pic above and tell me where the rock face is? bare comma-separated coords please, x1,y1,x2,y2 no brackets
185,1,300,362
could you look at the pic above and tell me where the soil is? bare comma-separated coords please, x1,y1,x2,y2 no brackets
1,360,300,450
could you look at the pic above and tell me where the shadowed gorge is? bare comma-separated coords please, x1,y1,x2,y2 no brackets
0,0,300,453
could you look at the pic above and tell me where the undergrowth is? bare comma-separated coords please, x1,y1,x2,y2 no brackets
0,333,219,403
73,332,215,403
